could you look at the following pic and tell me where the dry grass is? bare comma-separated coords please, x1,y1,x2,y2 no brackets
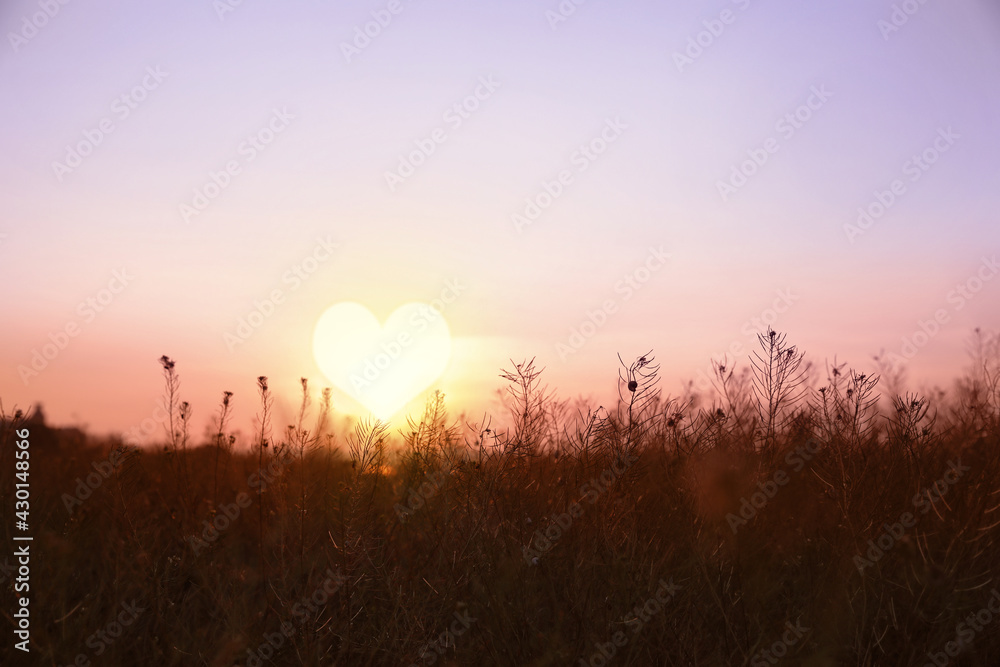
2,329,1000,666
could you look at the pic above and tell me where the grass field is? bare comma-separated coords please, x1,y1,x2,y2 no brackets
2,329,1000,666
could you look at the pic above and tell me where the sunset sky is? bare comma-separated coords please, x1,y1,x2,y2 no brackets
2,0,999,441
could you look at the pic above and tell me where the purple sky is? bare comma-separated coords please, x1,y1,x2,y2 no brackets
1,0,999,439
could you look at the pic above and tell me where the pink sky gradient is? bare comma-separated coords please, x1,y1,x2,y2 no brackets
1,0,999,442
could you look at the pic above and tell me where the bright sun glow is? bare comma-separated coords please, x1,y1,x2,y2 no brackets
313,302,451,420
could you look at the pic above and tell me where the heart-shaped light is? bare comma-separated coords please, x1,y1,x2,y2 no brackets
313,302,451,420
